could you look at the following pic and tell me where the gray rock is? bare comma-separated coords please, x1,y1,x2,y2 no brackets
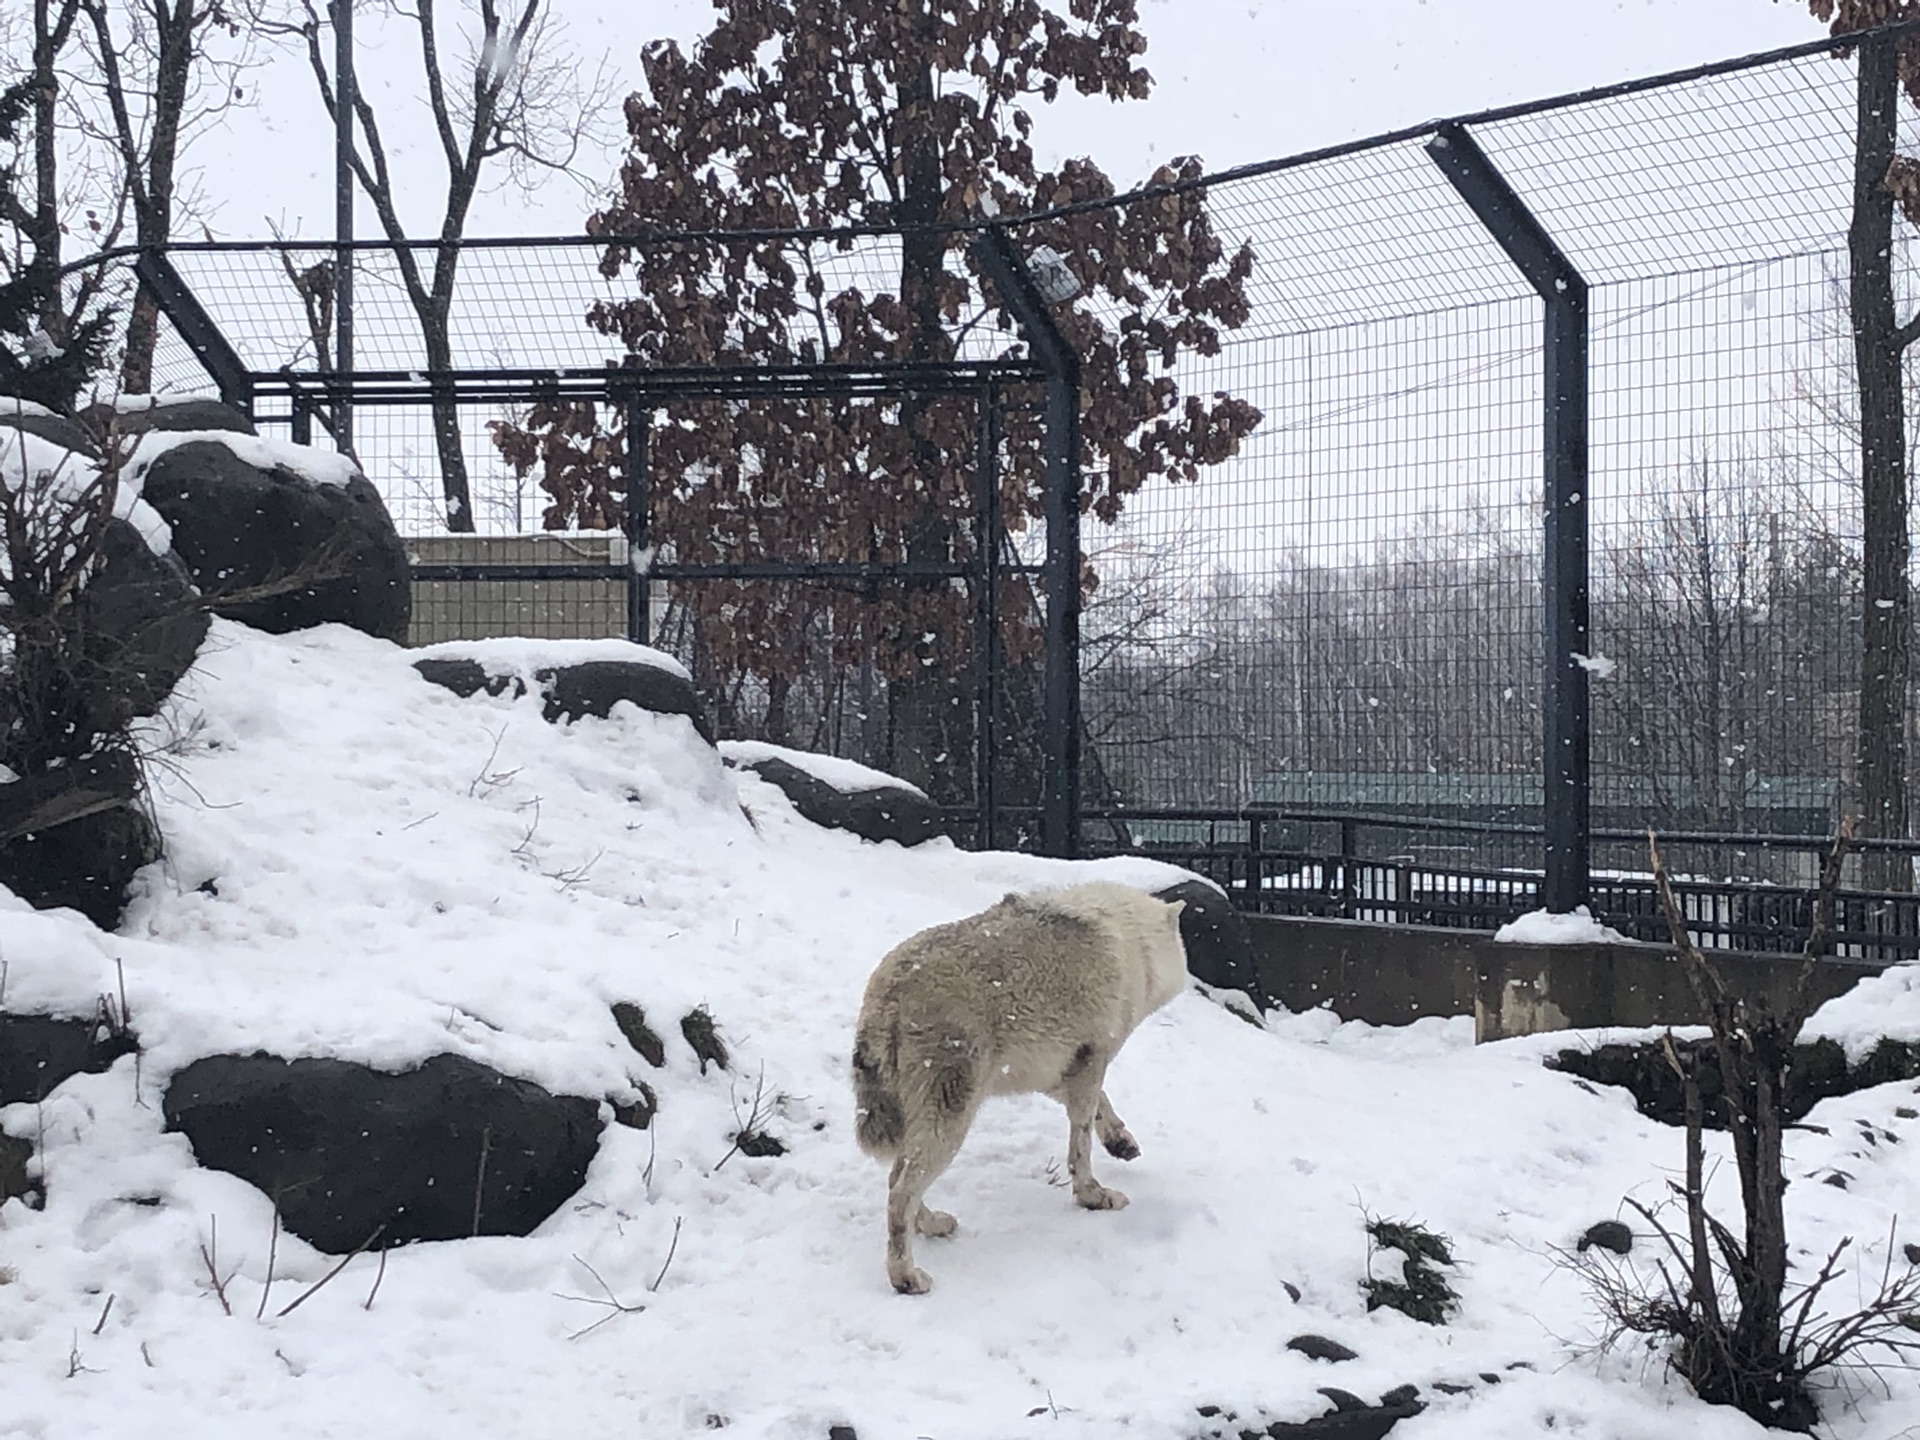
1286,1334,1358,1363
0,1131,33,1207
611,1080,657,1130
537,660,711,741
137,437,410,642
0,407,98,456
1317,1389,1368,1412
83,397,256,439
1265,1394,1424,1439
612,1001,667,1068
1154,878,1262,1007
72,518,210,729
413,657,526,700
0,783,159,930
0,1010,137,1104
163,1052,602,1253
1577,1220,1632,1255
736,754,942,847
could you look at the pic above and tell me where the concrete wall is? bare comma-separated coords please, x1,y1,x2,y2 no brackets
405,534,632,646
1245,913,1888,1041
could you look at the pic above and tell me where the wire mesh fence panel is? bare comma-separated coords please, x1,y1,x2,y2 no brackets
81,26,1920,944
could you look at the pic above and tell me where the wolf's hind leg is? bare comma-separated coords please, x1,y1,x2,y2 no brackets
1059,1061,1128,1212
915,1202,958,1237
885,1125,966,1294
1095,1090,1140,1161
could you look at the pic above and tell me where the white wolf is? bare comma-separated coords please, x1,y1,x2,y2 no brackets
851,881,1189,1294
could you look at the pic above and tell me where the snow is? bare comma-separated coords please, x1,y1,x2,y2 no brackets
0,396,59,421
0,619,1917,1438
1493,905,1632,945
1806,961,1920,1062
721,739,929,798
0,423,174,559
123,429,365,489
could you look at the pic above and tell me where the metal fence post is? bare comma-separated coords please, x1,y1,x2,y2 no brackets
973,382,1003,851
624,395,650,646
1426,122,1591,914
334,0,355,455
972,227,1082,859
133,249,255,419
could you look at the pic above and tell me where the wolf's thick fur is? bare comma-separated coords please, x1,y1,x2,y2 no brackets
851,881,1188,1294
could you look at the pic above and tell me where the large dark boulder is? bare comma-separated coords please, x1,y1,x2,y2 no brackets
0,751,158,928
733,754,942,847
0,405,98,457
538,660,711,741
136,437,410,642
0,1009,138,1206
0,1009,138,1104
82,396,257,440
413,653,713,741
163,1052,602,1253
413,657,526,701
1155,879,1262,1008
72,518,210,729
1545,1034,1920,1129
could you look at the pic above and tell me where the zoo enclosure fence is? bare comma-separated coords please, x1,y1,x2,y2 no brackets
85,22,1920,957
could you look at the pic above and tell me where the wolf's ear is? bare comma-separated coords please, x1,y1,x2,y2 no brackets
1164,898,1188,922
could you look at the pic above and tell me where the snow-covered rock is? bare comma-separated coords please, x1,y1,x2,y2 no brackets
724,740,941,846
130,431,409,642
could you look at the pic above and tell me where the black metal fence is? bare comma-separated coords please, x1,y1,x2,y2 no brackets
78,24,1920,955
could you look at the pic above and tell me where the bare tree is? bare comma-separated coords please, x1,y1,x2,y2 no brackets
271,0,613,530
1805,7,1920,889
73,0,276,392
0,0,116,408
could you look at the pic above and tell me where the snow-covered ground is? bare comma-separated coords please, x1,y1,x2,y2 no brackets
3,619,1919,1439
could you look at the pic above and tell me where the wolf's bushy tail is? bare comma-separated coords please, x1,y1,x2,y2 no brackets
852,1026,907,1158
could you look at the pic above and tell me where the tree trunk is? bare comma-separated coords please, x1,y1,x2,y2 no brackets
885,32,972,803
120,0,192,393
1849,35,1913,893
421,311,475,532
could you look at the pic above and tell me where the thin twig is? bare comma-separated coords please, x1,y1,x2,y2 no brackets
256,1197,281,1320
199,1216,233,1316
556,1252,648,1341
363,1245,388,1312
649,1216,684,1293
275,1224,386,1318
90,1292,114,1336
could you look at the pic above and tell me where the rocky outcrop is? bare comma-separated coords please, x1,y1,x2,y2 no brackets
732,754,942,847
1155,879,1262,1008
538,660,711,740
83,397,257,440
0,1009,137,1104
413,652,712,741
0,751,160,929
137,437,410,642
1549,1035,1920,1129
163,1052,602,1253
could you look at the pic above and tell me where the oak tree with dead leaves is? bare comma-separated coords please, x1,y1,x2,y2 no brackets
492,0,1260,796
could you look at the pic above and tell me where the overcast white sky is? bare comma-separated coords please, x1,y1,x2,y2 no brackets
211,0,1821,242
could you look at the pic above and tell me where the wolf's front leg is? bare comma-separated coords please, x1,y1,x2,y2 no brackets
1095,1089,1140,1161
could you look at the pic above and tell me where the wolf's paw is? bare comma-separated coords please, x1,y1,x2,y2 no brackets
1101,1130,1141,1161
1076,1184,1129,1211
916,1207,959,1238
889,1264,934,1295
